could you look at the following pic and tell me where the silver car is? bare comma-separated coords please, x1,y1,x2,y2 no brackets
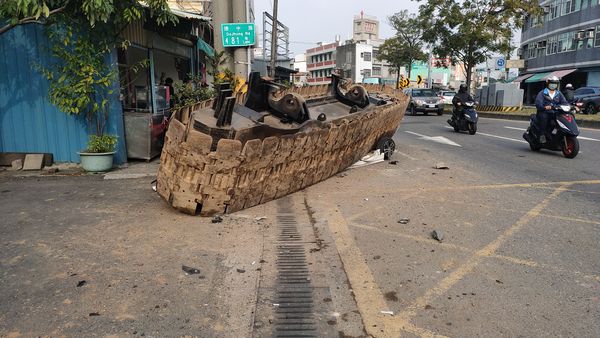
404,88,444,116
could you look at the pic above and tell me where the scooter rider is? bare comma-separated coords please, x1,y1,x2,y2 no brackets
564,83,575,103
534,76,569,143
452,84,474,118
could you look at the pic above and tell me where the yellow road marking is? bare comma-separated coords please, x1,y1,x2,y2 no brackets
394,185,569,324
319,202,447,338
328,180,600,197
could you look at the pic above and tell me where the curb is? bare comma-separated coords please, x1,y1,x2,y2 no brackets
477,111,600,129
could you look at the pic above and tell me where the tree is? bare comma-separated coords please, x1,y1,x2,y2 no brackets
0,0,175,35
416,0,541,89
378,10,427,88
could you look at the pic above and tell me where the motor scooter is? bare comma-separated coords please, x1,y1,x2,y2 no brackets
523,104,580,158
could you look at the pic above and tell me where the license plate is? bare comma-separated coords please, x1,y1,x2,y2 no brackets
428,104,436,108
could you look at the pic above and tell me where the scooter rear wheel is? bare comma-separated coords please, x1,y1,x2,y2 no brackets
562,136,579,159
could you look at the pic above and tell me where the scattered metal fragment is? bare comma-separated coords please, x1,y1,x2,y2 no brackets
76,280,86,287
389,160,398,165
431,230,444,241
236,268,246,273
434,163,449,169
182,265,201,275
211,215,223,223
380,310,394,315
89,312,100,316
398,218,410,224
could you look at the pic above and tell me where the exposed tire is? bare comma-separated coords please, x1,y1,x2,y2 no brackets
437,110,443,116
410,105,417,116
377,137,396,160
585,103,597,115
562,136,579,159
468,122,477,135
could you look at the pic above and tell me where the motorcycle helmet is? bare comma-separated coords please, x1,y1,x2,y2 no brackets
459,84,468,92
546,75,559,90
565,83,573,89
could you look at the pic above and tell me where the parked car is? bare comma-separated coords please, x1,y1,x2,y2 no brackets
573,86,600,115
440,90,456,105
403,88,444,115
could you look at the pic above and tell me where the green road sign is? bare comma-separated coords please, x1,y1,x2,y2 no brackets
221,23,255,47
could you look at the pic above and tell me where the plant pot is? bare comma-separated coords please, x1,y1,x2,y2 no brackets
78,151,115,172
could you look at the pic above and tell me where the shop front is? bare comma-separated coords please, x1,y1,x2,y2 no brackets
118,13,210,160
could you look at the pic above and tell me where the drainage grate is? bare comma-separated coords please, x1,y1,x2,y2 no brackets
273,201,318,338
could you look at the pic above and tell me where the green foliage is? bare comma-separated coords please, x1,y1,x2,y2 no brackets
172,74,214,110
379,10,427,88
86,134,118,153
416,0,542,88
36,23,116,138
0,0,176,35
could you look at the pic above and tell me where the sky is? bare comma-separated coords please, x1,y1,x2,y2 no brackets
252,0,421,56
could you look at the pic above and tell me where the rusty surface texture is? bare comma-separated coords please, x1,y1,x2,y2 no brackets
156,83,409,216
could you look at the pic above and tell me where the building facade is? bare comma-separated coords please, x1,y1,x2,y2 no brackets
519,0,600,103
336,43,374,83
353,12,380,41
306,42,339,85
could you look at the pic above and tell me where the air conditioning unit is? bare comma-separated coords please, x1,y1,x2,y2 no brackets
537,40,547,48
586,30,595,39
576,31,585,40
517,48,523,56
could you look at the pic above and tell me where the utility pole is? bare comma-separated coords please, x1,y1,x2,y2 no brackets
213,0,234,71
426,51,433,89
269,0,279,78
232,0,248,78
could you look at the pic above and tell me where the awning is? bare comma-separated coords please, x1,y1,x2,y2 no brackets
197,39,215,57
170,8,211,21
548,68,577,79
524,72,553,83
513,74,534,83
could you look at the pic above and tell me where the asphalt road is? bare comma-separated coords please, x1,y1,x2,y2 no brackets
303,114,600,337
1,115,599,337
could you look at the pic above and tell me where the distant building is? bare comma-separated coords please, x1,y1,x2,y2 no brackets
353,11,380,41
291,53,309,86
518,0,600,103
306,41,339,85
336,42,374,83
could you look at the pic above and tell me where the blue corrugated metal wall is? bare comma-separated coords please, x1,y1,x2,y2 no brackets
0,24,126,164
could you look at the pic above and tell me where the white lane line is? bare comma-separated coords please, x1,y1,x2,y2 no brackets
405,131,462,147
504,126,600,142
478,131,528,143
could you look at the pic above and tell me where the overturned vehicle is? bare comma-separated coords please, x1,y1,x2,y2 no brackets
156,72,409,216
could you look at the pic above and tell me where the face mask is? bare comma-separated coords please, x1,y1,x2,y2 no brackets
548,83,558,90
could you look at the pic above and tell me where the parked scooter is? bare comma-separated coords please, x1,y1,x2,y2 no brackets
447,101,478,135
523,104,580,158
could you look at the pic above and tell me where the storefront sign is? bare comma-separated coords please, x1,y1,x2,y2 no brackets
221,23,255,47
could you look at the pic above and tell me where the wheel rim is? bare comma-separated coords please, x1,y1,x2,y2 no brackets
383,140,395,157
587,104,595,114
564,137,575,155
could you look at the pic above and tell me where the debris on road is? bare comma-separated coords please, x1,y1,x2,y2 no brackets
431,230,444,241
380,310,394,315
182,265,201,275
389,160,398,165
495,279,504,284
89,312,100,316
10,159,23,171
398,218,410,224
434,163,449,169
337,172,348,178
76,280,86,287
349,150,385,169
211,215,223,223
237,268,246,273
254,216,267,221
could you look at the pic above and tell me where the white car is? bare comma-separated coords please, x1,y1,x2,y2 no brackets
440,91,456,105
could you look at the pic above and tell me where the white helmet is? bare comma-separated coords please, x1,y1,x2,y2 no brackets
565,83,573,89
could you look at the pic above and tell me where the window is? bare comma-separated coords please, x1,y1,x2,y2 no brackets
372,67,381,76
596,26,600,47
372,50,379,61
363,69,371,77
362,52,372,61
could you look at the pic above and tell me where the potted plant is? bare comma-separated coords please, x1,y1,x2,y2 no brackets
37,25,120,172
78,134,118,172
